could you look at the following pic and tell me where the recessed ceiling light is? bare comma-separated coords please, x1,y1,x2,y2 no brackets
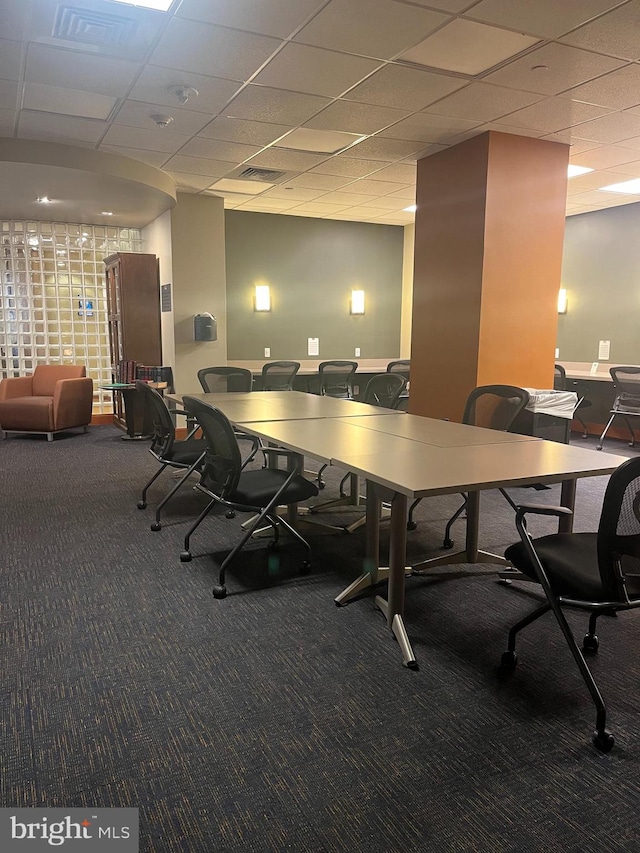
567,165,594,178
36,196,51,204
404,205,417,213
101,211,114,216
599,178,640,194
108,0,175,10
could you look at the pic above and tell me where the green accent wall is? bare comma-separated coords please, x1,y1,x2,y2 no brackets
225,211,403,361
559,203,640,363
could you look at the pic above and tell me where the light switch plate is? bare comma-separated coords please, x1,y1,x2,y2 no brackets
264,347,270,358
355,347,360,357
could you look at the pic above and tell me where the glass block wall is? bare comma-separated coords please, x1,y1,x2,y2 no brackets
0,220,142,414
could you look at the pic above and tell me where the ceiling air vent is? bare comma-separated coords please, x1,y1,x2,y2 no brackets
53,6,139,49
237,167,288,182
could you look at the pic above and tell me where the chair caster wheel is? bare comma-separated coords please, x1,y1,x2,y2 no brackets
318,482,326,490
212,584,227,599
596,445,603,451
225,510,235,519
180,550,192,562
629,442,635,448
583,633,599,653
300,561,311,575
500,650,517,670
593,729,614,753
137,501,146,510
407,520,417,531
151,522,161,532
442,539,454,550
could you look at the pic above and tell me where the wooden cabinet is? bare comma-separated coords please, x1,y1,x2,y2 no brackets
104,252,162,432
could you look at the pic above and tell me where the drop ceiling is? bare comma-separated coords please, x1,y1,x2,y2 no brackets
3,0,640,226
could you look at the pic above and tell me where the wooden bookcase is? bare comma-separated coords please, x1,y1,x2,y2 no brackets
104,252,162,433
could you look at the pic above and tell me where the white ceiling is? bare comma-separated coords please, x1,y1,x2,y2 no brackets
4,0,640,226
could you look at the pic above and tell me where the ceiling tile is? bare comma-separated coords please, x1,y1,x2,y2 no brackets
483,43,625,95
113,100,212,135
22,83,117,120
129,66,242,115
242,197,300,211
176,0,325,37
570,112,640,144
399,19,540,75
286,173,354,190
245,148,329,170
560,3,640,61
18,112,107,143
253,43,381,98
360,206,401,218
366,162,416,183
295,0,451,59
0,39,22,82
345,178,410,195
566,65,640,111
167,172,215,190
198,117,290,146
384,186,417,200
305,101,411,134
224,86,331,125
570,145,640,169
310,157,389,177
163,155,236,177
425,82,543,121
607,158,640,176
566,169,630,193
101,124,191,153
466,0,626,39
359,195,407,208
288,201,351,214
99,145,170,167
25,43,141,97
344,65,467,111
498,97,613,133
177,137,261,163
0,108,16,135
150,18,282,81
381,113,481,143
568,188,635,204
0,78,19,108
276,128,364,154
0,0,30,41
395,0,477,11
346,137,429,160
262,186,327,201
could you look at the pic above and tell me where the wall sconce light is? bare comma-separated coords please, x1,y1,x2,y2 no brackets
255,284,271,312
557,288,568,314
350,290,365,315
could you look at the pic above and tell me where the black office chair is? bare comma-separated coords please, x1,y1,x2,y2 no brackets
178,396,319,599
359,373,406,409
197,366,253,393
135,381,208,532
386,359,410,382
406,385,530,538
318,361,358,399
261,361,300,391
501,456,640,752
597,366,640,451
554,364,590,439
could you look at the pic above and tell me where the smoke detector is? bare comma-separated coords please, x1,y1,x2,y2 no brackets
168,85,199,105
151,114,174,128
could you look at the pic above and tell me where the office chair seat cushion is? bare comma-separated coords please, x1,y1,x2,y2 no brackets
0,395,54,430
505,532,605,599
168,437,207,465
231,469,319,507
613,394,640,413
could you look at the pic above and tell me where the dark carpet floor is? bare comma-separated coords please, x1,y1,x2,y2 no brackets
2,425,640,852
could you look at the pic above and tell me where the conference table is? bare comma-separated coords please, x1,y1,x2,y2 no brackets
169,391,627,669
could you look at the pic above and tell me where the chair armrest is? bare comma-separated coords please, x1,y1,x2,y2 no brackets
52,377,93,428
515,503,573,520
0,376,33,400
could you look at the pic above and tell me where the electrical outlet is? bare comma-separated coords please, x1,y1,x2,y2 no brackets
264,347,270,358
355,347,360,357
555,348,559,359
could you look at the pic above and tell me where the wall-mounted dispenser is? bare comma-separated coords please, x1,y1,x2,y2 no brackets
194,313,217,341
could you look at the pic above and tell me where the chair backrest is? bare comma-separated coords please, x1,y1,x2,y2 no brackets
318,361,358,398
463,385,530,431
197,366,253,393
553,364,567,392
182,396,242,499
386,360,410,382
136,380,176,458
610,366,640,406
597,456,640,600
261,361,300,391
362,374,407,409
32,364,86,396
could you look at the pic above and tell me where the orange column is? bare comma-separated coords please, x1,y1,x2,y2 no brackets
409,131,569,421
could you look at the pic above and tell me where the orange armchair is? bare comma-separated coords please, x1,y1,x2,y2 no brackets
0,365,93,441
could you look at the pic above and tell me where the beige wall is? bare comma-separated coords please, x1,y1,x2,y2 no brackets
142,209,174,373
170,193,227,394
